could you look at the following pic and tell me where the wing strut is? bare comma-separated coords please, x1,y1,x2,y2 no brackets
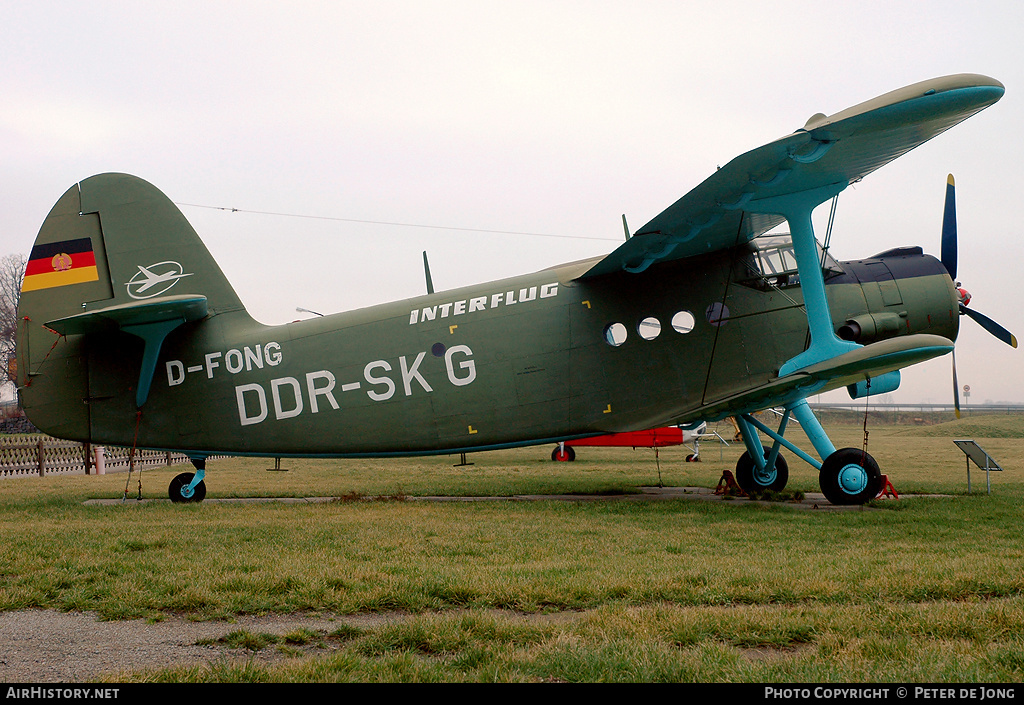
735,182,890,505
746,181,859,376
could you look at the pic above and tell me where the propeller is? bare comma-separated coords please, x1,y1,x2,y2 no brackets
940,174,1018,417
941,174,958,280
951,348,960,419
961,305,1018,348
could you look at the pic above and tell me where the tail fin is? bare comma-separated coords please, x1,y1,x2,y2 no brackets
23,173,244,314
16,173,247,437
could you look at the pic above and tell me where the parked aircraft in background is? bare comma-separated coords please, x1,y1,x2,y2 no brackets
551,423,708,462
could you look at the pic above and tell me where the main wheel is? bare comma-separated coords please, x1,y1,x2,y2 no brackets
551,446,576,462
735,450,789,493
169,472,207,503
818,448,881,505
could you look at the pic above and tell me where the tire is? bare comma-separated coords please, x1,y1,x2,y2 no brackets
169,472,207,503
735,450,789,493
551,446,576,462
818,448,881,505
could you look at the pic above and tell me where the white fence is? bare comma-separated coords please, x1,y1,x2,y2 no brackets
0,436,191,479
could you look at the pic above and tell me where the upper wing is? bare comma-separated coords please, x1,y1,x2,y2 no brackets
580,74,1004,279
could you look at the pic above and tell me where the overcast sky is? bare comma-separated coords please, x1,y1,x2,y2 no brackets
3,1,1022,405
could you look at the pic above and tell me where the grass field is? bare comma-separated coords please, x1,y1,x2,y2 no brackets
3,412,1024,682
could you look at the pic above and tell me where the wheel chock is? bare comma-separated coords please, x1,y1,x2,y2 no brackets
875,474,899,500
715,470,746,497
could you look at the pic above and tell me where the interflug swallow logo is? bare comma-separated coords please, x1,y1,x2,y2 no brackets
126,261,194,299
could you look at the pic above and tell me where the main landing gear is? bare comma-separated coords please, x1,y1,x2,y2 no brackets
731,183,888,506
735,449,789,493
732,402,881,505
169,456,207,503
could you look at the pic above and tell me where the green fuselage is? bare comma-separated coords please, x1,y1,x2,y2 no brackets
19,241,958,457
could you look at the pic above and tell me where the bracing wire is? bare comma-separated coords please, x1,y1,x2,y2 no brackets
820,194,839,267
175,202,621,243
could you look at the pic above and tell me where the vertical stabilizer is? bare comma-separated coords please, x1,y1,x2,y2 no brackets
16,173,249,439
77,173,244,314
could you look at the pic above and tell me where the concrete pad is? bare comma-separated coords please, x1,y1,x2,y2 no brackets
83,486,889,510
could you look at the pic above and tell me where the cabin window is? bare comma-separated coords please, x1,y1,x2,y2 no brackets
671,311,695,334
638,317,661,340
604,322,628,346
706,302,729,327
760,249,787,274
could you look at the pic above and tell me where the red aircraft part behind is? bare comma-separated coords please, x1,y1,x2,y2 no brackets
566,428,686,449
551,427,696,461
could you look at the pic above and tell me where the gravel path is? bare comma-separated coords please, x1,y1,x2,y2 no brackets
0,609,396,683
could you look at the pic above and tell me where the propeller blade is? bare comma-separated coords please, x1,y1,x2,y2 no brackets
961,304,1019,348
941,174,958,280
952,348,961,419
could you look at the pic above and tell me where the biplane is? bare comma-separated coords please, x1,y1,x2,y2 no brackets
16,74,1013,505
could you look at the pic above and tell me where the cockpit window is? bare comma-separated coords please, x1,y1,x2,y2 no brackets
739,233,842,288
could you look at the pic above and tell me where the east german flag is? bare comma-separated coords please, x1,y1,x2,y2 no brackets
22,237,100,292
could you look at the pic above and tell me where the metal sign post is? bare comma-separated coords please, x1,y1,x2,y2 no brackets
953,439,1003,494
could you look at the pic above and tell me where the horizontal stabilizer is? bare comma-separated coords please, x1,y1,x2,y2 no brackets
44,294,208,337
46,295,209,408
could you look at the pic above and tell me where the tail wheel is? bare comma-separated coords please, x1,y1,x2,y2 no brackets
735,450,789,493
169,472,207,503
819,448,881,505
551,446,575,462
